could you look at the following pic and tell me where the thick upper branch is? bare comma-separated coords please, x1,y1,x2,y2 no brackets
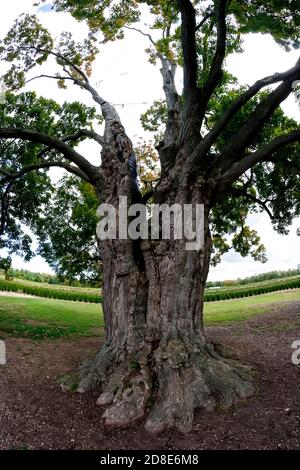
201,0,227,104
160,58,180,112
24,46,121,125
201,59,300,154
219,129,300,189
124,26,180,112
219,77,300,174
38,129,104,160
0,128,97,181
177,0,198,92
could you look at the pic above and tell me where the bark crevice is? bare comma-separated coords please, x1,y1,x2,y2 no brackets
75,115,255,434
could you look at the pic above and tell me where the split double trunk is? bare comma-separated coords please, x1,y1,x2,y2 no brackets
78,121,253,433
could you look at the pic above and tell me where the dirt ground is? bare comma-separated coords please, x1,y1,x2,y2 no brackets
1,300,300,450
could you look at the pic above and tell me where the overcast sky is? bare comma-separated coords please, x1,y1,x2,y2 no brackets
1,0,299,281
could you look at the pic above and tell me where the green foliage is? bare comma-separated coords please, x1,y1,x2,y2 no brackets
0,13,99,90
210,190,268,265
56,31,99,77
237,269,300,285
140,99,168,145
37,0,300,63
0,91,101,276
0,0,299,273
0,256,12,273
44,0,140,41
134,140,160,192
229,0,300,50
0,14,53,90
34,177,101,283
8,268,63,284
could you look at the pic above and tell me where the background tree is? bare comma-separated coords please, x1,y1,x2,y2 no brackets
0,0,299,433
0,91,102,283
35,176,101,284
0,256,12,280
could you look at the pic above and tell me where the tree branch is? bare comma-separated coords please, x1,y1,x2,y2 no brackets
0,128,97,181
1,161,91,183
21,45,121,124
0,160,91,236
229,187,274,220
162,62,180,112
124,26,180,112
195,11,214,31
124,26,156,47
0,181,12,236
61,129,104,146
201,0,227,104
201,58,300,154
25,74,74,85
219,129,300,188
177,0,198,91
31,46,89,84
37,129,104,159
222,75,299,161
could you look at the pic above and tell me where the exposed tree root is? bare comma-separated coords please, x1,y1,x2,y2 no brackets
76,337,254,433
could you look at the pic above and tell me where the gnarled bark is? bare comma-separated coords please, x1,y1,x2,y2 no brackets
77,122,254,433
78,231,254,433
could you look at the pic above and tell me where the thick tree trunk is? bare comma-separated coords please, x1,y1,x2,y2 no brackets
76,120,254,433
78,207,253,433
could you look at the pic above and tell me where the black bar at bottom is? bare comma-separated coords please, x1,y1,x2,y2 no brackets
0,450,299,468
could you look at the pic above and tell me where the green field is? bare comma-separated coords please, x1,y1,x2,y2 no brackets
0,296,104,339
1,273,300,304
204,289,300,323
0,289,299,340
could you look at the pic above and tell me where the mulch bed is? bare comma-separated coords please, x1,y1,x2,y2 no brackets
1,301,300,450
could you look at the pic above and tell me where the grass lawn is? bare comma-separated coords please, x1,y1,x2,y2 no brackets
204,289,300,324
0,289,299,339
0,296,104,339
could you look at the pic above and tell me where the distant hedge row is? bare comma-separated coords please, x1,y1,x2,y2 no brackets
0,279,101,304
0,276,299,304
204,277,300,302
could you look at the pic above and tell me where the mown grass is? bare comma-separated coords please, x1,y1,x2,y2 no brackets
204,289,300,324
0,289,299,340
0,296,104,339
